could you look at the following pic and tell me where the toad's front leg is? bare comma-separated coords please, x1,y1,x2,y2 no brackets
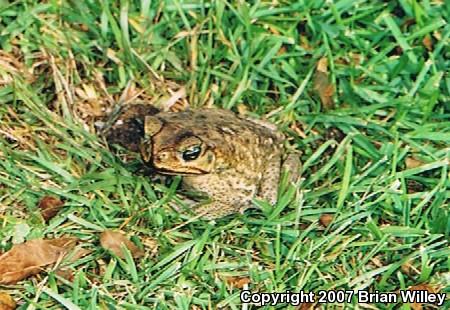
192,194,253,220
258,153,301,204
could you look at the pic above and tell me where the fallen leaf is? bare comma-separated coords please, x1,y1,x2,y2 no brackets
161,87,186,111
0,292,16,310
319,214,334,227
290,122,307,139
79,24,89,32
236,103,249,116
66,247,91,263
313,58,335,110
401,261,419,276
225,276,251,289
141,236,159,257
422,35,433,51
433,30,442,41
405,157,424,169
296,302,315,310
38,196,64,221
0,238,77,285
407,180,425,194
407,284,438,310
54,269,74,282
299,36,312,51
324,127,345,143
106,48,122,64
350,53,363,65
53,247,91,281
316,57,328,73
370,256,384,268
100,230,144,259
277,45,287,56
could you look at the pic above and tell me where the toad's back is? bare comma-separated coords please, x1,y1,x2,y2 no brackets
152,109,283,172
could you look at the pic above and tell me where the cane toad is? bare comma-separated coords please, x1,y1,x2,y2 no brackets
104,105,300,219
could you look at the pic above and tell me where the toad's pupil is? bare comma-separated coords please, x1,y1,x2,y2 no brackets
182,146,201,161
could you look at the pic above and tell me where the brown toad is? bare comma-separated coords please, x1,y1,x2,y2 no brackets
137,108,300,219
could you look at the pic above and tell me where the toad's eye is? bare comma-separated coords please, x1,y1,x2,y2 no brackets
182,145,202,161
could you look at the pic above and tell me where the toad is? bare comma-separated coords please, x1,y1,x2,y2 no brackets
104,105,300,219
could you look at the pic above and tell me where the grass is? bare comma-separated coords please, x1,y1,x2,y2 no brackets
0,0,449,309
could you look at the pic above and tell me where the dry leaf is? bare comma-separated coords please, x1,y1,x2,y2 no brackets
405,157,424,169
0,238,77,285
38,196,64,221
407,284,438,310
66,247,91,263
225,276,251,289
422,35,433,51
401,261,419,276
0,292,16,310
141,236,159,258
319,214,334,227
313,58,335,110
100,230,144,259
299,36,312,51
407,180,425,194
316,57,328,73
106,48,121,64
296,302,315,310
161,87,187,111
370,256,384,268
350,53,363,65
54,268,74,282
290,122,307,139
79,24,89,32
236,103,249,116
277,45,287,56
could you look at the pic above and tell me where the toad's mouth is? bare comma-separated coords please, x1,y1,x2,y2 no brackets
152,166,208,176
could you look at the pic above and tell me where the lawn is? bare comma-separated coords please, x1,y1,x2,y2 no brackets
0,0,449,309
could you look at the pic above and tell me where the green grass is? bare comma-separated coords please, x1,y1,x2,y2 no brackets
0,0,449,309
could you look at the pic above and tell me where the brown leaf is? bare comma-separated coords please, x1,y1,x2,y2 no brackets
141,236,159,258
324,127,345,143
319,214,334,227
422,35,433,51
350,53,363,65
370,256,384,268
236,103,249,116
38,196,64,221
407,180,425,194
277,45,287,56
225,276,251,289
300,36,312,51
401,261,420,276
100,230,144,259
290,122,307,139
53,248,91,281
316,57,328,73
296,302,315,310
0,292,16,310
405,157,424,169
313,58,335,110
66,247,91,263
54,268,74,282
79,24,89,32
0,238,77,285
407,284,438,310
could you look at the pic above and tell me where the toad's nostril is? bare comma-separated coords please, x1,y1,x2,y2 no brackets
158,152,169,161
